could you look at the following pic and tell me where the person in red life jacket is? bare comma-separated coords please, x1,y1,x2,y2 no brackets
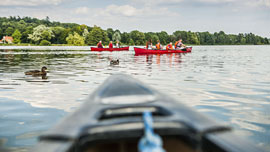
109,41,113,49
97,41,103,48
156,40,162,50
166,42,173,50
175,39,186,49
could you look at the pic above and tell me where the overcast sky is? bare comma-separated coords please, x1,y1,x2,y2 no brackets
1,0,269,38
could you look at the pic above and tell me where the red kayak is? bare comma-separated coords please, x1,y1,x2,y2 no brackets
91,46,129,51
134,47,192,55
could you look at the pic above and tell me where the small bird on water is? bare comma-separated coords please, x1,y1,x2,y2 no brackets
110,59,119,65
25,66,48,76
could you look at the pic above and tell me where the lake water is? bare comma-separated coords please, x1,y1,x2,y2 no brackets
0,46,269,151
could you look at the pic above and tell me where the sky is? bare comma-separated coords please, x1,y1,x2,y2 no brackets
1,0,269,38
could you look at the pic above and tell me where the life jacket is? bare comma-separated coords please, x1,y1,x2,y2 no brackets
176,41,183,48
109,43,113,48
97,42,103,48
166,44,173,50
175,41,179,48
156,43,161,50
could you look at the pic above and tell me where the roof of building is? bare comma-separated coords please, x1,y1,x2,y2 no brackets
3,36,13,41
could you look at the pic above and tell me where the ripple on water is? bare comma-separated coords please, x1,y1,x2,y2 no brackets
0,47,269,151
0,98,66,148
209,90,270,103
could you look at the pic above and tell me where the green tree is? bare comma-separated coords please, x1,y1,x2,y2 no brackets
121,32,130,44
82,29,89,38
51,26,65,44
40,40,51,46
28,25,54,44
157,31,169,44
152,35,159,44
41,30,53,41
130,30,145,45
66,32,85,46
1,16,269,46
129,39,135,45
112,31,121,42
106,28,114,40
0,27,3,38
145,32,153,41
21,26,33,43
215,31,226,44
86,26,109,45
59,28,71,44
71,25,87,35
12,29,22,44
145,32,159,44
187,32,199,44
173,31,188,43
168,35,176,43
82,29,89,44
5,27,14,36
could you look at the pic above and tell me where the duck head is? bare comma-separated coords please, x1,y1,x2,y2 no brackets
41,66,48,72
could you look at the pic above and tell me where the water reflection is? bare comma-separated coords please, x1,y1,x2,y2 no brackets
0,46,270,151
0,98,66,151
134,53,184,67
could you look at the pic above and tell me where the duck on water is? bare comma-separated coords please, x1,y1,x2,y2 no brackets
25,66,48,76
110,59,119,65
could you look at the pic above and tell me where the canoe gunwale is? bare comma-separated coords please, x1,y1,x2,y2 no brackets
90,46,129,51
32,74,266,152
134,47,192,55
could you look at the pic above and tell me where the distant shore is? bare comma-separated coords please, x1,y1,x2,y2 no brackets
0,45,269,52
0,45,91,50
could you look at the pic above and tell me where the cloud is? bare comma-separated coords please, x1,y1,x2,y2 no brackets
245,0,270,7
74,7,89,14
96,4,179,18
197,0,234,3
105,5,137,17
133,0,270,8
0,0,269,38
0,0,64,6
132,0,184,6
196,0,270,8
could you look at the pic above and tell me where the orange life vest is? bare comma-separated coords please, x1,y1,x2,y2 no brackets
166,44,173,50
174,41,179,48
156,43,161,50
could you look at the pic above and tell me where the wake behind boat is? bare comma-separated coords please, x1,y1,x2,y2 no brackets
91,46,129,51
32,74,265,152
134,47,192,55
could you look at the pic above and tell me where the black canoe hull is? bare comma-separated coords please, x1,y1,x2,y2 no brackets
32,74,266,152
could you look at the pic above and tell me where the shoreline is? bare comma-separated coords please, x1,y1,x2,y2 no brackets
0,46,91,50
0,45,269,50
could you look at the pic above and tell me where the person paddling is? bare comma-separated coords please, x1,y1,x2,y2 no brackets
109,41,113,49
97,41,103,48
156,40,162,50
146,39,153,49
175,39,186,49
166,42,173,50
116,40,121,48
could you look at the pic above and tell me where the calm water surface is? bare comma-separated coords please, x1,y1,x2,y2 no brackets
0,46,269,151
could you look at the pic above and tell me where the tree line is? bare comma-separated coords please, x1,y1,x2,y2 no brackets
0,16,269,46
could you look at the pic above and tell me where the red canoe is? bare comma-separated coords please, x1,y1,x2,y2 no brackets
91,46,129,51
134,47,192,55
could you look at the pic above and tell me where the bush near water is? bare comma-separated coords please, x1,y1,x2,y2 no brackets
0,16,269,46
